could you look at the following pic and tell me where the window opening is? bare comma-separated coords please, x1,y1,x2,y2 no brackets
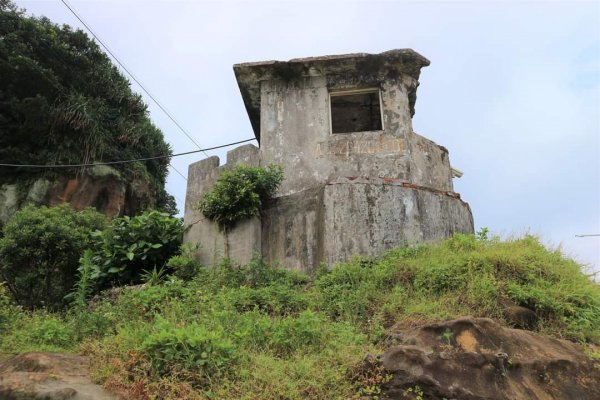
330,89,383,134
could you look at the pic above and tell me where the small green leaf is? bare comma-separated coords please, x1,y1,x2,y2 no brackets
126,252,134,260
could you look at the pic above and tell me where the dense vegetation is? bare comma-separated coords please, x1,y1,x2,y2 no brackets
88,210,184,287
0,1,173,210
0,205,183,310
1,233,598,399
199,164,284,229
0,204,107,310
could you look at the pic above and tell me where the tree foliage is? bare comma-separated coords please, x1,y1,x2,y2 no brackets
0,204,107,310
0,1,173,210
198,164,284,230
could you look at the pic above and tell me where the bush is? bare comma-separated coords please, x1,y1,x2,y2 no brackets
198,164,283,229
222,284,308,316
2,232,598,399
141,318,236,385
0,282,21,332
90,210,183,286
167,250,203,281
193,257,309,295
0,204,106,309
107,279,193,322
28,317,74,348
269,311,327,356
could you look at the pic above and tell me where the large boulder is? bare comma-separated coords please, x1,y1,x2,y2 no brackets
377,317,599,399
0,352,117,400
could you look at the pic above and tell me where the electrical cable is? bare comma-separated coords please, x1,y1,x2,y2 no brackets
59,0,209,158
168,163,188,181
0,138,256,169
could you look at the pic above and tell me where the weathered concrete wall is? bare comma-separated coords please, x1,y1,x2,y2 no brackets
259,74,421,196
408,132,453,191
183,144,261,266
322,179,473,265
0,184,20,225
261,186,324,273
259,72,452,198
257,179,472,272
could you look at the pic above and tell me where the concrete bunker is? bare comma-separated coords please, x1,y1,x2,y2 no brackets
184,49,474,273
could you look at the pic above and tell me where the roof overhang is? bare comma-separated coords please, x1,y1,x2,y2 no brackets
233,49,430,143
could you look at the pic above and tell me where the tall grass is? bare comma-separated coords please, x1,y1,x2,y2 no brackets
1,234,598,399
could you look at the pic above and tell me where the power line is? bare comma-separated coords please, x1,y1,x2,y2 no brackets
168,163,188,181
0,138,255,169
59,0,209,158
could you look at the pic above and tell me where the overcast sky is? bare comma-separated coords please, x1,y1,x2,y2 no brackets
17,0,600,274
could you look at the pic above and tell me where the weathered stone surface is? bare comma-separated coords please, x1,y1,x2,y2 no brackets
234,49,430,141
322,181,473,265
0,184,19,225
0,352,117,400
259,181,472,270
378,318,600,399
0,166,154,225
261,186,325,273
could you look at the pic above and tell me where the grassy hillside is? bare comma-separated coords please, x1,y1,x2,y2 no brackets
1,233,598,399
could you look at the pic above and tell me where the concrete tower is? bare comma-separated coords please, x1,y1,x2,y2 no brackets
184,49,474,272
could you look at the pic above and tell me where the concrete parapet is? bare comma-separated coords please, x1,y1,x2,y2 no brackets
183,144,261,266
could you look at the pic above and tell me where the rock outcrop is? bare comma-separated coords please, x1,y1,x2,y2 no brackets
0,166,154,225
0,352,117,400
375,317,599,399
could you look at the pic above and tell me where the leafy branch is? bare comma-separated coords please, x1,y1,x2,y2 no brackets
198,164,283,230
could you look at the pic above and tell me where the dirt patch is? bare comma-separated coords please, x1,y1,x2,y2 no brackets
456,329,477,352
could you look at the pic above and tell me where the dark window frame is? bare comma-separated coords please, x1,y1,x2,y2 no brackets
329,88,384,134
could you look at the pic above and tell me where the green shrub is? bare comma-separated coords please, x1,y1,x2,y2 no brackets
314,258,388,323
198,164,283,229
241,256,309,288
196,256,309,292
269,310,326,356
28,316,74,348
167,252,203,281
0,282,21,332
230,310,273,351
68,309,113,342
90,210,183,286
0,204,107,309
219,284,308,316
2,232,598,399
108,279,193,321
141,266,168,286
141,318,236,385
